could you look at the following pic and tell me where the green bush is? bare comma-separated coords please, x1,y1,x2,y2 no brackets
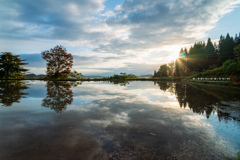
196,57,240,78
109,72,137,80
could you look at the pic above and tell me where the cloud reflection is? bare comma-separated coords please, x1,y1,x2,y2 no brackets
0,81,240,159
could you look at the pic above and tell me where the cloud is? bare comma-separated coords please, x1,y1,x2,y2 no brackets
0,0,106,40
0,81,236,158
19,53,139,75
95,0,240,54
73,54,159,75
77,62,159,76
1,0,240,75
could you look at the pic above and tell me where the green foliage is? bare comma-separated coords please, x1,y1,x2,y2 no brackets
158,32,240,78
196,57,240,77
158,64,168,77
154,61,175,78
234,44,240,57
0,52,28,79
168,61,174,77
109,72,137,79
206,38,215,57
219,33,236,64
209,64,218,70
42,45,73,79
69,70,83,79
186,40,218,72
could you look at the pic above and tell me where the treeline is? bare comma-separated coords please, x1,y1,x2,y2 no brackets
0,46,82,79
109,72,137,80
154,32,240,77
0,46,137,80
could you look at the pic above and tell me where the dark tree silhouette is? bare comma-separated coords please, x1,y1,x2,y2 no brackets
42,45,73,79
234,44,240,57
154,32,239,78
174,59,180,77
154,63,175,78
173,83,240,121
0,52,28,79
205,38,215,58
219,33,235,64
158,64,168,77
0,80,29,107
156,82,171,92
42,81,73,113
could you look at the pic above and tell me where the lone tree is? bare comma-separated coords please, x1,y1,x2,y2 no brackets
0,52,28,79
42,45,73,79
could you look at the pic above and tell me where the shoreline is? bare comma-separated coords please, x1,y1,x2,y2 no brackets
1,77,239,87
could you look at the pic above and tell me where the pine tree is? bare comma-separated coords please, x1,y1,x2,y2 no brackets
206,38,215,58
219,33,235,64
0,52,28,79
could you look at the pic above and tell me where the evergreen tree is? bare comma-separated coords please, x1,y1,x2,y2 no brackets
219,33,235,64
188,46,193,55
184,47,188,54
235,32,240,46
174,59,180,77
233,44,240,57
205,38,215,58
0,52,28,79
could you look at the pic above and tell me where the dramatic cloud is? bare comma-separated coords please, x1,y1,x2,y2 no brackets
96,0,240,54
0,0,106,40
1,0,240,75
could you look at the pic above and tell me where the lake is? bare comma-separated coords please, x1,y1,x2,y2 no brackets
0,80,240,160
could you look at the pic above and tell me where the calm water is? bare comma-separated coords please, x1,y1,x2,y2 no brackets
0,80,240,160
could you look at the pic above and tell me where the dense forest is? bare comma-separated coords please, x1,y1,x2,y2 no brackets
154,32,240,78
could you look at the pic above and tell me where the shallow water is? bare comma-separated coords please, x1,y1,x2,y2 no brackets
0,80,240,160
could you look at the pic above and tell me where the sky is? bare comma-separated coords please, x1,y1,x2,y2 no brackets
1,0,240,76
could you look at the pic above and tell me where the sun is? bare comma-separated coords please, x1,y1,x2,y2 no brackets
168,52,179,61
166,45,181,61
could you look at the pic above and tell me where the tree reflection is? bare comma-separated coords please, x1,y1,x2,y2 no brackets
0,80,28,107
42,81,74,113
108,80,130,86
175,83,218,118
157,82,240,121
155,82,175,93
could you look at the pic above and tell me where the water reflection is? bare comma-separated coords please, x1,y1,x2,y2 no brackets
0,80,28,107
155,82,240,121
42,81,74,113
108,80,130,86
0,81,240,159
